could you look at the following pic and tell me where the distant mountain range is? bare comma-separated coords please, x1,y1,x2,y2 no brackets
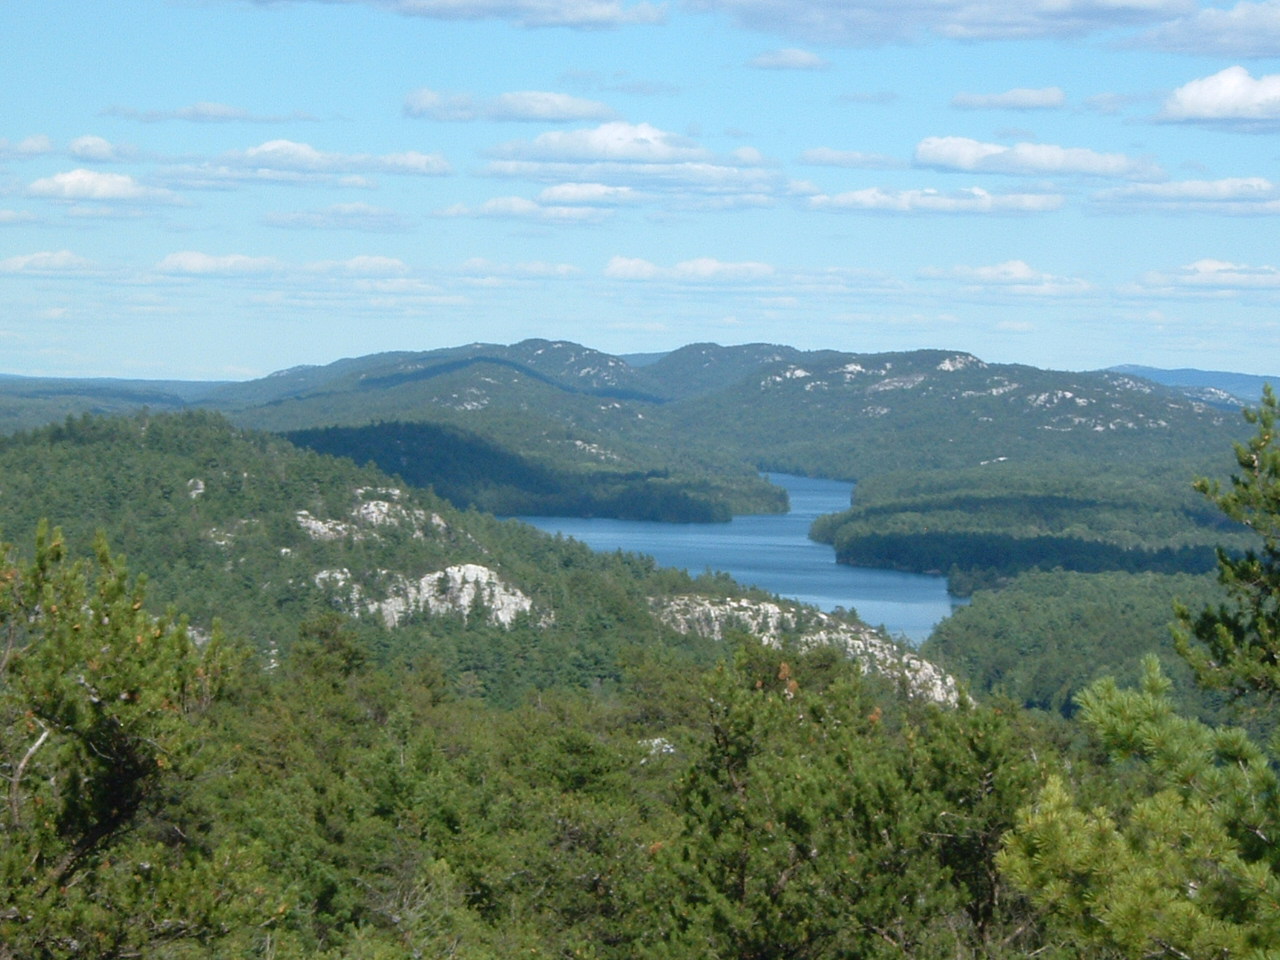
1104,364,1276,408
0,341,1260,522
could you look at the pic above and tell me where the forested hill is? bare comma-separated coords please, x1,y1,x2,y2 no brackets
0,409,944,705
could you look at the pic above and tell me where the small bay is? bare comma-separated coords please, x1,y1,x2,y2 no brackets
517,473,960,644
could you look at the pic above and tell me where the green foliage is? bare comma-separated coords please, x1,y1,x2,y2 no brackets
924,570,1227,718
642,642,1048,959
1176,384,1280,704
1000,659,1280,959
1000,390,1280,959
285,420,786,522
0,525,266,958
812,461,1244,589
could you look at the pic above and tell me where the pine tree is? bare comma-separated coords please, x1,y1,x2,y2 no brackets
0,524,266,958
1001,389,1280,958
1176,384,1280,704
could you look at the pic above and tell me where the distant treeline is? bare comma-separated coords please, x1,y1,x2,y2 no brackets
810,462,1247,592
286,420,786,522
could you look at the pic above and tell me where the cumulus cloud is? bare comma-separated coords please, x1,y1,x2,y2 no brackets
809,186,1064,213
405,88,615,121
604,255,774,281
263,202,415,231
748,48,829,69
683,0,1192,45
951,86,1066,109
921,259,1091,295
0,250,95,274
914,136,1163,180
27,169,182,203
1159,66,1280,128
154,251,282,276
799,147,905,169
1138,1,1280,57
1093,176,1280,213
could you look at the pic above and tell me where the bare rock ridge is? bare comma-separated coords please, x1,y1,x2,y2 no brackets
285,485,959,701
652,596,960,705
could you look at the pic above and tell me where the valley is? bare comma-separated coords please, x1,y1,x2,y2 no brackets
1,340,1277,957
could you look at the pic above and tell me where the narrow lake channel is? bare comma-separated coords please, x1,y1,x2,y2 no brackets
517,473,961,644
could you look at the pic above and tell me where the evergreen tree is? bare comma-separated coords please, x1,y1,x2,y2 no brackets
1001,388,1280,958
1176,384,1280,704
0,525,266,958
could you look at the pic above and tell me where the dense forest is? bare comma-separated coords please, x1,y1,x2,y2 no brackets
2,387,1280,957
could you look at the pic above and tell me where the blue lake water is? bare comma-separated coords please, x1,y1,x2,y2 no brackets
517,474,960,644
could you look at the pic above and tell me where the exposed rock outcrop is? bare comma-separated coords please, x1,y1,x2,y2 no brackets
652,595,960,705
315,563,539,629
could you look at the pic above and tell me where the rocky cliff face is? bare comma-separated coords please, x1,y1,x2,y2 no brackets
652,595,960,704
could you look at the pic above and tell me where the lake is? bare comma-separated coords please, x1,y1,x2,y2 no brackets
517,473,961,643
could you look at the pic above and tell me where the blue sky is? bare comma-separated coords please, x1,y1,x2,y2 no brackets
3,0,1280,380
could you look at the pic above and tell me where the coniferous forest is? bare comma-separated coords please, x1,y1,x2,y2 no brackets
1,353,1279,957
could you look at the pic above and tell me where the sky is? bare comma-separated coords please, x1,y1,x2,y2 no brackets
2,0,1280,381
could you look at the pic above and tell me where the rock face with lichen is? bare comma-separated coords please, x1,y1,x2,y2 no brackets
651,595,960,704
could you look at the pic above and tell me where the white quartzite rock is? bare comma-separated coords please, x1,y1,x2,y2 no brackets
652,595,960,705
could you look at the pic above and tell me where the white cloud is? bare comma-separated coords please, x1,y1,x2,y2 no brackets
457,258,581,280
0,210,37,225
604,255,774,281
69,135,130,161
951,87,1066,109
604,256,661,279
250,0,665,28
0,250,95,274
1093,176,1280,213
799,147,905,169
307,256,411,277
684,0,1193,45
921,259,1091,295
1139,258,1280,292
914,136,1163,180
232,139,451,175
404,89,478,121
405,88,615,121
484,123,778,204
492,90,616,120
154,251,282,276
1159,66,1280,128
436,196,611,222
27,169,181,203
537,182,639,203
494,121,708,162
1138,1,1280,57
163,140,451,189
674,257,774,280
809,186,1064,213
263,202,415,231
104,102,322,123
0,135,53,159
748,48,829,69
